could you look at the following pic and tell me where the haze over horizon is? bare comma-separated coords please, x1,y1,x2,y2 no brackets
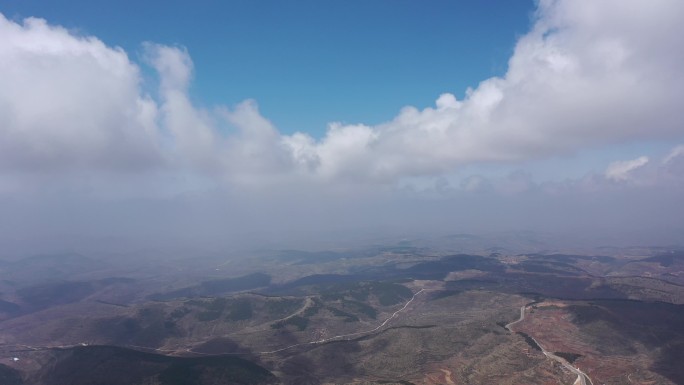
1,0,683,255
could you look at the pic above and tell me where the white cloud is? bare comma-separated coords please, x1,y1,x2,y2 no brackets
219,100,296,179
663,145,684,165
0,14,161,173
142,43,221,170
281,0,684,181
143,43,193,93
605,156,649,182
1,0,684,186
3,2,684,254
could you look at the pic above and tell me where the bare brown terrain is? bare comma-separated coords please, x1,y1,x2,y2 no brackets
1,246,683,384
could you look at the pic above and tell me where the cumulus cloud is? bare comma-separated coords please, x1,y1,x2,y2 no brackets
0,14,161,173
143,43,220,170
2,1,684,252
280,0,684,181
2,0,684,185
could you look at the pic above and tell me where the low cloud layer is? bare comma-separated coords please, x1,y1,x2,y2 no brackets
1,0,684,252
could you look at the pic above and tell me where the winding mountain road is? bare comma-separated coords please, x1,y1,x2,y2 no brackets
504,305,526,332
257,288,427,354
5,288,428,359
506,304,593,385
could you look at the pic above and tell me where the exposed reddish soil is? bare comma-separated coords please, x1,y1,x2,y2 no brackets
513,301,670,385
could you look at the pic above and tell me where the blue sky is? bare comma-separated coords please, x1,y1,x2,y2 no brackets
2,0,534,136
1,1,684,253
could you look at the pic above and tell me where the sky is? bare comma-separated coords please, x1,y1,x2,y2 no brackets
1,0,684,255
1,0,534,136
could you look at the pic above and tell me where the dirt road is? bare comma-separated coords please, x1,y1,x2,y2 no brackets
506,304,593,385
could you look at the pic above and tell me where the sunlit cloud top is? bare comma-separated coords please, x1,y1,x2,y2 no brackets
1,0,683,253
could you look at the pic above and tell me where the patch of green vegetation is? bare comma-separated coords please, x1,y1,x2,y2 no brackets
320,282,371,302
513,260,583,275
302,300,321,317
199,273,272,295
135,306,179,340
42,345,276,385
196,310,221,321
370,282,413,306
554,351,582,364
170,307,190,319
159,362,202,385
118,317,143,334
429,290,461,301
195,298,228,321
319,281,412,306
638,251,684,267
17,281,95,307
326,306,359,322
94,311,178,347
516,332,541,351
0,299,20,314
208,298,230,311
342,299,377,319
264,298,302,316
149,273,272,301
0,364,23,385
138,306,165,320
227,298,253,321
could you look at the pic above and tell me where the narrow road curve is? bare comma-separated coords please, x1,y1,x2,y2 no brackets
506,304,593,385
504,305,526,332
531,335,592,385
13,289,428,358
256,288,426,354
269,296,314,325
